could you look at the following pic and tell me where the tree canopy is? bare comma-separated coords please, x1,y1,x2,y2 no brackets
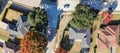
27,7,48,32
70,4,99,29
20,32,47,53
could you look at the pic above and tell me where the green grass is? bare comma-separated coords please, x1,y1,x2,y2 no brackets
113,14,120,20
0,35,9,41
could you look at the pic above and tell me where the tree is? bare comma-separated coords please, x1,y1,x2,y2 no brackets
70,4,99,29
55,47,67,53
27,7,48,32
20,32,47,53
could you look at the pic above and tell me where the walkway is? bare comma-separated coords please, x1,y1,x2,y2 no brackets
89,17,102,53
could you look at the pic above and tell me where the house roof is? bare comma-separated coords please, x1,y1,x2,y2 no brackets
12,0,42,7
6,15,30,38
69,27,88,39
69,27,91,48
97,25,119,50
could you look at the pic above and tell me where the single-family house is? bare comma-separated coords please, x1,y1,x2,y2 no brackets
69,27,91,48
97,25,119,50
6,15,30,38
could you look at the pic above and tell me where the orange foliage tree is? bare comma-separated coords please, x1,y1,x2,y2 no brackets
55,47,67,53
20,31,47,53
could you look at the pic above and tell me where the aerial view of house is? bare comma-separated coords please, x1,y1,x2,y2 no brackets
0,0,120,53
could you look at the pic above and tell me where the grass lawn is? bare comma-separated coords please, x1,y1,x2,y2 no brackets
0,28,9,41
113,14,120,20
5,9,23,21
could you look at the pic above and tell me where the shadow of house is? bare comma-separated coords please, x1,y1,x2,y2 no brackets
5,41,20,52
60,35,73,51
6,15,30,38
69,27,91,53
108,20,120,25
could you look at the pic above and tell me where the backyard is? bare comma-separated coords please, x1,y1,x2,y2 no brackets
5,8,23,21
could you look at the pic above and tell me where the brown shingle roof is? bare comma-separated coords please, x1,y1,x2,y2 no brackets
97,25,119,50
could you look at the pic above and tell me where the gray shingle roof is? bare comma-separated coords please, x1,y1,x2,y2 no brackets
69,27,91,48
6,15,30,38
69,27,88,39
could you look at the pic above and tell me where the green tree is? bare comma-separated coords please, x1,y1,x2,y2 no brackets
20,31,47,53
70,4,99,29
27,7,48,32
